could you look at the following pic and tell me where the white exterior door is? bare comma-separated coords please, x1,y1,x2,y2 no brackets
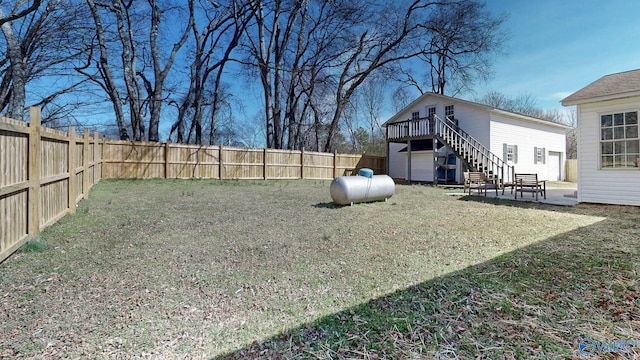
548,151,561,181
409,152,434,181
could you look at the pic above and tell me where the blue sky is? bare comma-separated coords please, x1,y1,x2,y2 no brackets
475,0,640,113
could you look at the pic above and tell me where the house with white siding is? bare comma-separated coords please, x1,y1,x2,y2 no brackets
385,93,570,186
562,69,640,206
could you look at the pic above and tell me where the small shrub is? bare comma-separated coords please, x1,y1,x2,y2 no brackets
19,236,48,253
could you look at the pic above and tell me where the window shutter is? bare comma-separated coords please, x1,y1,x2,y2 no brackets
542,147,546,164
503,143,507,161
534,147,538,164
514,145,518,164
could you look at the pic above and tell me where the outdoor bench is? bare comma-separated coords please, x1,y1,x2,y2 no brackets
514,173,546,200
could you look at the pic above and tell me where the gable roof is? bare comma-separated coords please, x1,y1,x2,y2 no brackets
561,69,640,106
385,92,571,129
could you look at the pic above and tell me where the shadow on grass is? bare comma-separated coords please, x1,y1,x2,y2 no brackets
313,202,340,209
457,194,577,212
216,211,640,359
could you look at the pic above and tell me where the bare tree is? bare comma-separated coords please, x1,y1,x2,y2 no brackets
80,0,129,139
243,0,307,149
391,0,506,97
391,85,412,112
358,76,385,150
113,0,146,141
0,1,96,124
140,0,193,142
475,90,538,114
0,0,42,27
424,0,506,95
322,0,442,151
77,0,146,140
0,0,43,119
565,106,577,159
169,0,252,145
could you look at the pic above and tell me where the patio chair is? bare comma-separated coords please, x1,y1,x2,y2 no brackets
514,173,546,200
466,171,498,196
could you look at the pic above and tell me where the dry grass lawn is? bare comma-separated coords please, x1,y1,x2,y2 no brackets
0,179,638,359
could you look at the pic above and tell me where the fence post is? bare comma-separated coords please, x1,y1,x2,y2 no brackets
28,107,41,238
68,126,76,214
333,150,337,178
93,131,99,186
83,129,89,198
300,147,305,179
164,142,169,179
263,148,268,180
100,135,105,180
219,144,224,180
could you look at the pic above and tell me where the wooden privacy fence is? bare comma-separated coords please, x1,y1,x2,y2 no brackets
565,159,577,182
0,108,103,263
1,112,385,262
102,141,386,180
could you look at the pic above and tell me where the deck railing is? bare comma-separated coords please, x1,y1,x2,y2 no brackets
386,115,515,187
387,117,434,140
434,115,514,187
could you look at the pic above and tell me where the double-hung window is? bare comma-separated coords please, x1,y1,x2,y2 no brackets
534,147,545,164
504,144,518,164
427,106,436,120
445,105,454,120
601,111,639,168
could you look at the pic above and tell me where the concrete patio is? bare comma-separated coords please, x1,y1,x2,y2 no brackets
448,184,579,206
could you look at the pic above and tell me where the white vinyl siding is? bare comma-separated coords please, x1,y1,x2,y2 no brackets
387,143,434,181
388,143,406,179
576,96,640,206
385,93,568,185
490,114,566,180
450,103,491,145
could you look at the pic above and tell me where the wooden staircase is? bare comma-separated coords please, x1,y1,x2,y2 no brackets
433,115,514,189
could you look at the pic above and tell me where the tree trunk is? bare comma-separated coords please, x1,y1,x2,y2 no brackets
85,0,129,140
0,17,25,120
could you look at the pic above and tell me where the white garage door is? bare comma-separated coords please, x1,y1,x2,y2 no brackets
548,151,561,181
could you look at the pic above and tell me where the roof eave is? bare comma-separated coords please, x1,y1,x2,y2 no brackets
490,109,573,129
383,93,493,126
561,90,640,107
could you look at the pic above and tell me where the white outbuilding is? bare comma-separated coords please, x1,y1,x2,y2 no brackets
385,93,570,186
562,69,640,206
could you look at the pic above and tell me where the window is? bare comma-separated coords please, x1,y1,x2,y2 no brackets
503,143,518,164
411,111,420,120
600,111,639,168
534,147,546,164
507,146,515,162
445,105,454,119
427,106,436,120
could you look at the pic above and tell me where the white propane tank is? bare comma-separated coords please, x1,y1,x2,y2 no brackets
330,174,395,206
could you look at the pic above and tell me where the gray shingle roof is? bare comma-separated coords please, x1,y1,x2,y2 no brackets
562,69,640,105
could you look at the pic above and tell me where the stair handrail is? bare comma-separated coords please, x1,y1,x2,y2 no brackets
434,115,514,186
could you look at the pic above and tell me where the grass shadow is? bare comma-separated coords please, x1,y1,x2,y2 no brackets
216,213,640,359
313,202,340,209
457,194,579,213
